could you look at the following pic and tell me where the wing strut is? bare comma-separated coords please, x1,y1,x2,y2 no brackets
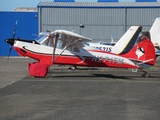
54,39,74,62
52,33,59,63
52,33,75,63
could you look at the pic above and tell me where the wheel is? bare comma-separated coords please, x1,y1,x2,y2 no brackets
69,65,77,70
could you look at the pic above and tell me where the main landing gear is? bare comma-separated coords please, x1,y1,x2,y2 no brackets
141,69,152,77
68,65,77,70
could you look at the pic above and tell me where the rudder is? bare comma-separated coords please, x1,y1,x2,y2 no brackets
122,33,156,69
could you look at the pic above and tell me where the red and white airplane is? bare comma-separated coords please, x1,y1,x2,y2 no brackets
5,29,156,78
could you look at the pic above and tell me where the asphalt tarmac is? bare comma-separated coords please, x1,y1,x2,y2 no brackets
0,57,160,120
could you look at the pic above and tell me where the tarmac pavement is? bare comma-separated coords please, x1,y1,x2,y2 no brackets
0,57,160,120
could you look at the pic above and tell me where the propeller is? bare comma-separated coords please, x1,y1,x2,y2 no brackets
12,21,18,39
6,21,18,62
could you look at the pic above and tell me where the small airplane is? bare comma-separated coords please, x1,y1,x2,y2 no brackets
5,27,156,78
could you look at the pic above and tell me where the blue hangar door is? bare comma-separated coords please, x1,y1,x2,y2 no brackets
0,11,38,56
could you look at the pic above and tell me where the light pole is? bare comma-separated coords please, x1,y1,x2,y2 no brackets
79,24,85,35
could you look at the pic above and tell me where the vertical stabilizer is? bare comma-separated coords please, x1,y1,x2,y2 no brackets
122,34,156,69
112,26,142,54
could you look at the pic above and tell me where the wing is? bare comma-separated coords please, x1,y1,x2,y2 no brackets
53,30,92,42
40,29,92,49
53,30,92,51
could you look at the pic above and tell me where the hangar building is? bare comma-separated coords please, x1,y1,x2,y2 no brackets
38,2,160,43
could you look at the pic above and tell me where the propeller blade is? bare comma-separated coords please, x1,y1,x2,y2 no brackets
7,45,12,62
5,39,15,62
13,21,18,39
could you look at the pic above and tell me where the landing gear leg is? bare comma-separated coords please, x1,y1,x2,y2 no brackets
47,66,51,78
141,70,152,77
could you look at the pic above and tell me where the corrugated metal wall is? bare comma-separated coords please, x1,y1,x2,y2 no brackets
39,7,160,43
39,8,126,42
126,8,160,27
0,12,38,56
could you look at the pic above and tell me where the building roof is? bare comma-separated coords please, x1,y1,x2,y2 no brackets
38,1,160,8
13,7,37,12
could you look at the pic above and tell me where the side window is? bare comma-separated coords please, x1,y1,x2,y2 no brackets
57,40,63,49
48,38,53,47
42,39,49,46
72,46,79,52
